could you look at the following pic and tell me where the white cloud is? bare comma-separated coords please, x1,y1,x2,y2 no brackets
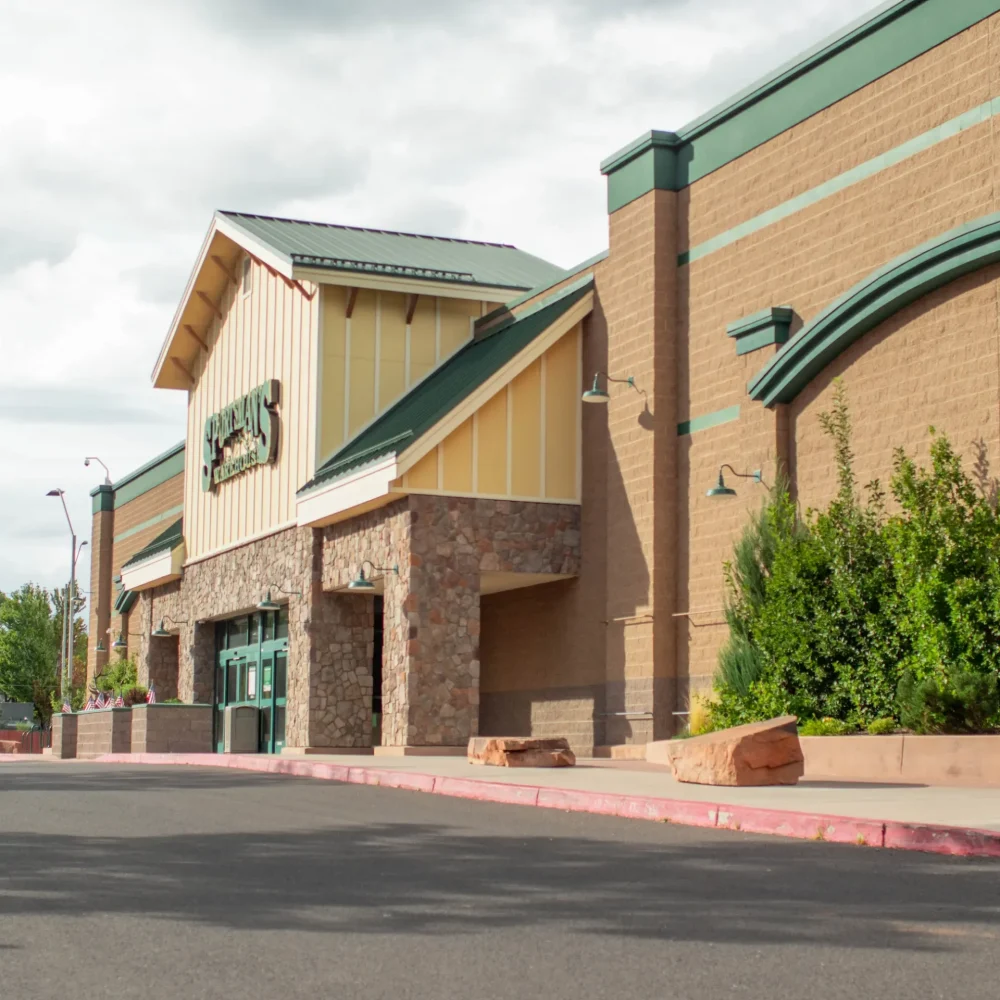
0,0,878,595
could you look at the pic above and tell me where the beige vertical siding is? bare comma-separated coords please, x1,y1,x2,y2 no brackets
400,324,581,503
184,258,318,561
317,287,501,464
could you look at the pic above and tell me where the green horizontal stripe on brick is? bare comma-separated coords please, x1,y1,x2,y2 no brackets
748,212,1000,406
602,0,998,212
677,405,740,436
679,96,1000,266
113,504,184,544
113,443,185,509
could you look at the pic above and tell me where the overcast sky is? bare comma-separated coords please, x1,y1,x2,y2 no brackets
0,0,878,600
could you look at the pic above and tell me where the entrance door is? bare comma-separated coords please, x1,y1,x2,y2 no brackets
213,607,289,754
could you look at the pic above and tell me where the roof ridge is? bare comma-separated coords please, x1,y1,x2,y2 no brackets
218,211,519,250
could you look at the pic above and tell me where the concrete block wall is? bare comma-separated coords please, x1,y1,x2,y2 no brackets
51,713,77,759
131,704,212,754
76,709,131,759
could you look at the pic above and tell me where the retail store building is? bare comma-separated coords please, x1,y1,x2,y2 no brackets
88,0,1000,754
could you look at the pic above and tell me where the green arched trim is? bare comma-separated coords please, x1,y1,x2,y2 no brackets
748,213,1000,407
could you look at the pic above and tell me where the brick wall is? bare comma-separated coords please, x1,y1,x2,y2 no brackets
657,12,1000,705
51,713,77,759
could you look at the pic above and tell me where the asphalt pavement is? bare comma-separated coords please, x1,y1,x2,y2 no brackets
1,760,998,1000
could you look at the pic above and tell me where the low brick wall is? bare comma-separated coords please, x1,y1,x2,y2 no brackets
131,704,213,754
51,713,78,759
76,709,132,759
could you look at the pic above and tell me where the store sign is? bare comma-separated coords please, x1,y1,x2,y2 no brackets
201,379,280,491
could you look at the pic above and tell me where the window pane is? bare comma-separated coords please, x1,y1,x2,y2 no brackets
276,606,288,640
259,705,272,752
263,613,275,642
274,706,286,747
228,617,247,648
274,652,287,699
238,662,247,702
248,614,259,645
226,662,238,705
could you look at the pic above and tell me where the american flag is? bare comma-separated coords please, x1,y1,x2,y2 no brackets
114,691,125,708
95,692,107,709
146,684,157,705
61,701,71,714
83,695,96,711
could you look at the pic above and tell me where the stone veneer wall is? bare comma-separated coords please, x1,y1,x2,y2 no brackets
51,713,77,759
131,704,213,753
322,495,580,748
133,495,580,752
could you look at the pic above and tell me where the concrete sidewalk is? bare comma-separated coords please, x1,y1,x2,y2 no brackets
72,750,1000,857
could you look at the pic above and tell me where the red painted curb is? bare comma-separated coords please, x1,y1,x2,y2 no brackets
92,753,1000,859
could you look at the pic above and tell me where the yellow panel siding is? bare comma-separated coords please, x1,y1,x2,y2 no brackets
441,418,474,493
475,389,508,495
184,255,317,562
406,449,439,489
408,295,436,386
320,286,347,463
510,360,542,497
348,289,376,435
378,292,407,412
438,297,477,360
544,324,580,499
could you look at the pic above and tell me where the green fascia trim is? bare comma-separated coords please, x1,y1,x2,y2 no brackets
90,484,113,514
602,0,997,211
482,250,609,325
727,307,795,356
300,281,593,495
113,589,137,616
677,405,741,437
113,504,185,544
680,96,1000,266
748,212,1000,406
476,273,594,341
113,442,185,509
120,517,184,570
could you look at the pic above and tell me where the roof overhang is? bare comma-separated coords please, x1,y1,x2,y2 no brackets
291,265,529,303
296,455,400,528
151,213,295,391
120,541,185,593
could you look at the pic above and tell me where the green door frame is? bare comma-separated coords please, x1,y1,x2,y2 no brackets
213,608,289,754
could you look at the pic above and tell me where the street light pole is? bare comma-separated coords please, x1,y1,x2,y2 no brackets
47,489,83,703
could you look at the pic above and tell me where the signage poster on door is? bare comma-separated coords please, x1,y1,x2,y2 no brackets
247,664,257,700
263,664,272,696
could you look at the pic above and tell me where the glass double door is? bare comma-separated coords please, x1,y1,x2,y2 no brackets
214,609,288,754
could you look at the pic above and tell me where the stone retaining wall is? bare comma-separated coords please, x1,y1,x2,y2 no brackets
51,713,78,759
131,704,213,754
76,708,132,759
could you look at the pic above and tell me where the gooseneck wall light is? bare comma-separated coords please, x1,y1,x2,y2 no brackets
706,464,764,498
581,372,643,404
348,560,400,592
257,586,302,611
152,614,189,638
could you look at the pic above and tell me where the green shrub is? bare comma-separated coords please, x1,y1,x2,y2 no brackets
798,717,857,737
96,656,137,693
163,698,183,705
711,382,1000,733
897,669,999,734
866,717,897,735
122,685,149,707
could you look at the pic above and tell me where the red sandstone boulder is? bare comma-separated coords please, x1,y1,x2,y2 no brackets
654,716,804,786
468,736,576,767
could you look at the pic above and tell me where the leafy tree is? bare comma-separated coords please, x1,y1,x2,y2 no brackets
0,584,58,723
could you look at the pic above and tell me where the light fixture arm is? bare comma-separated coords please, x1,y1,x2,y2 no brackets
84,456,112,485
718,464,763,485
594,372,643,395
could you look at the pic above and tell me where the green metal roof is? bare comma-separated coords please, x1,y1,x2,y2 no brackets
121,517,183,570
219,211,564,292
113,588,137,616
299,277,592,495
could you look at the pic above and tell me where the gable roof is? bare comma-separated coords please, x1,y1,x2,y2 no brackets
220,212,565,292
299,276,593,496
